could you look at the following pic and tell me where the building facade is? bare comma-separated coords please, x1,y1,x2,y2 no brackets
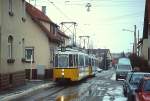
0,0,27,90
25,2,69,79
139,0,150,64
0,1,69,90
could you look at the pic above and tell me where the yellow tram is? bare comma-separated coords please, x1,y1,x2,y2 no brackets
53,47,100,82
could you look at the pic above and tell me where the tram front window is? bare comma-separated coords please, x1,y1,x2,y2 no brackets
58,54,69,67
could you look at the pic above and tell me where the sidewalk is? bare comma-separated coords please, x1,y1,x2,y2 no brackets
0,80,54,101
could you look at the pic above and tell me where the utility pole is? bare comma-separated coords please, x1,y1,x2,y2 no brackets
134,25,137,55
137,30,140,56
83,39,86,49
123,25,137,54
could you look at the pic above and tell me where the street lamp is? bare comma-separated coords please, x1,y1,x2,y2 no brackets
122,29,134,33
122,25,137,54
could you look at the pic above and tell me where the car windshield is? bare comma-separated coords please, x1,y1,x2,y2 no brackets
129,74,150,85
129,74,144,85
117,65,131,70
144,80,150,92
118,58,131,65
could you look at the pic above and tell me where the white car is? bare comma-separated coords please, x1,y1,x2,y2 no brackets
96,68,103,73
116,58,132,80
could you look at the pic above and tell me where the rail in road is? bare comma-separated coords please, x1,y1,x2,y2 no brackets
12,69,126,101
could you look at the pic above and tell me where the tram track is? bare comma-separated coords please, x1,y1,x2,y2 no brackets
35,79,96,101
11,83,68,101
34,86,68,101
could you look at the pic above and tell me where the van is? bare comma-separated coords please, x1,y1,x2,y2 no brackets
116,58,132,80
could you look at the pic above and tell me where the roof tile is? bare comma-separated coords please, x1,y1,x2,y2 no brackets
26,2,69,43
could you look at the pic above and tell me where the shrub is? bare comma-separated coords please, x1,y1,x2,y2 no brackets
129,53,150,72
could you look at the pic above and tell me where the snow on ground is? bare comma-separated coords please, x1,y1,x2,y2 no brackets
102,70,127,101
103,86,127,101
110,73,116,80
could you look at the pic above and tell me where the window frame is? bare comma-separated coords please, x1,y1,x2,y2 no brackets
8,35,13,59
25,47,34,62
8,0,14,16
21,0,26,22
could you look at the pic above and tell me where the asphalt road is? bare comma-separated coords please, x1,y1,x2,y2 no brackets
12,69,127,101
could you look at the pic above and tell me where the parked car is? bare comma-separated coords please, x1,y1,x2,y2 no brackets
96,68,103,73
116,58,132,80
135,77,150,101
123,72,150,101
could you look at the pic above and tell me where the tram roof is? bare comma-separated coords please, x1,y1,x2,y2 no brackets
56,47,87,55
56,47,99,60
56,50,86,55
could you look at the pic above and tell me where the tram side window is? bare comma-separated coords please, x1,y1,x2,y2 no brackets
92,59,94,66
73,55,76,66
76,55,78,66
89,58,91,66
96,61,98,67
69,54,73,67
94,60,96,67
79,55,84,67
55,54,58,67
85,56,89,66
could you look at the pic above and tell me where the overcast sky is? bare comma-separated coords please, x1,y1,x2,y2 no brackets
29,0,146,53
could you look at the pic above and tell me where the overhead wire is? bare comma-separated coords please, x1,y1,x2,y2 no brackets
47,0,72,20
30,0,144,36
64,0,144,8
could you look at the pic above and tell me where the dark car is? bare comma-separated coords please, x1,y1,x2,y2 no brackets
135,77,150,101
123,72,150,101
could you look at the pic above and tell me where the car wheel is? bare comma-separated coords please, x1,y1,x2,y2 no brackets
123,89,127,97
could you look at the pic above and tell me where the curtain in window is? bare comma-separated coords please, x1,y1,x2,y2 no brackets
8,35,13,59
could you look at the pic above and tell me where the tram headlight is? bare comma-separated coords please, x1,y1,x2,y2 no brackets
62,69,64,72
62,72,64,75
61,96,64,101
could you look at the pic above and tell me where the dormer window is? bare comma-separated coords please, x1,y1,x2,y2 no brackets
50,24,56,34
54,27,57,35
8,0,14,16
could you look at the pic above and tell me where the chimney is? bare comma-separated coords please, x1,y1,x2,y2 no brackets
42,6,46,14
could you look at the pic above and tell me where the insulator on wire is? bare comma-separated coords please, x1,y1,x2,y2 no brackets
85,3,92,12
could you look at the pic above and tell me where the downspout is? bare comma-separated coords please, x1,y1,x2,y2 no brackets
0,26,1,70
